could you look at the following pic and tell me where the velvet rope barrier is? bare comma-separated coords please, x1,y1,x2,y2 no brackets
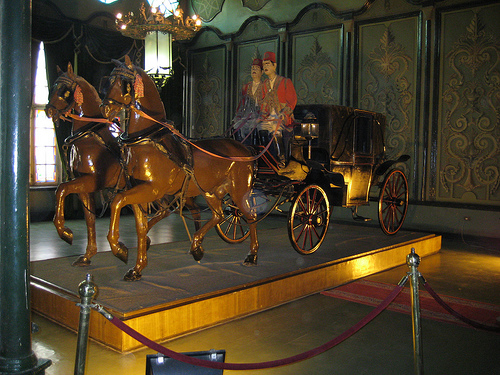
420,276,500,333
95,277,407,371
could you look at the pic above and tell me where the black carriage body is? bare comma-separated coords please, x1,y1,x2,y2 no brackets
294,105,386,208
217,104,408,251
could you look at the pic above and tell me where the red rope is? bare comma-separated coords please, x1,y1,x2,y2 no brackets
136,108,278,162
105,283,405,371
421,278,500,332
68,106,280,162
63,113,113,123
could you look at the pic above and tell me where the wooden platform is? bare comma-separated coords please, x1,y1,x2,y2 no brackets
30,223,441,352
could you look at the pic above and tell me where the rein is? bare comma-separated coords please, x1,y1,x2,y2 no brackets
64,112,113,124
134,106,278,162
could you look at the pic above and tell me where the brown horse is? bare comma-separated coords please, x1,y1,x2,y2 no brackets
45,63,127,266
100,56,259,281
46,63,201,268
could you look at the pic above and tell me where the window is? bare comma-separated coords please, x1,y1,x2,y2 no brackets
354,115,373,156
31,42,60,185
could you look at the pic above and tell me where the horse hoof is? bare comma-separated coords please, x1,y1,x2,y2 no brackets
115,242,129,264
146,236,151,251
72,256,91,267
124,269,142,281
190,246,204,262
60,227,73,245
243,254,258,266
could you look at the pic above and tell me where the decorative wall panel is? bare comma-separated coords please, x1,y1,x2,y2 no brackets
436,5,500,205
192,0,224,22
356,15,420,189
291,27,342,105
188,47,227,138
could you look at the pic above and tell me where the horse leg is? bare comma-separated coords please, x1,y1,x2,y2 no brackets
233,192,259,266
123,204,149,281
145,209,170,250
243,221,259,266
107,183,161,266
53,175,98,245
146,196,201,245
147,209,169,231
72,193,98,267
107,192,130,264
189,194,223,262
186,197,202,232
53,181,77,245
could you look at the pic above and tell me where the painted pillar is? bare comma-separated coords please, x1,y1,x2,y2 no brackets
0,0,51,373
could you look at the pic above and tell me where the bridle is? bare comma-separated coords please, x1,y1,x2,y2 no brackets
45,75,80,120
100,65,144,113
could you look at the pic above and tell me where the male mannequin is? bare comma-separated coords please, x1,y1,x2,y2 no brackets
232,58,264,141
258,51,297,174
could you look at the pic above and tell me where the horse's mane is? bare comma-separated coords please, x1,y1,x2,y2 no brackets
75,76,101,105
128,62,166,121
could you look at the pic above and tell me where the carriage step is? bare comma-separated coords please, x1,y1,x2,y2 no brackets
352,214,372,222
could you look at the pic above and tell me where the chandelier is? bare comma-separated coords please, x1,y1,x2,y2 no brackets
116,1,202,41
115,1,202,88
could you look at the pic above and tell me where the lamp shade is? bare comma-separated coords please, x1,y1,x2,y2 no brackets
145,31,172,75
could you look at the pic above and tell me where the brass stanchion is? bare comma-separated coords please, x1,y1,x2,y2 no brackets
74,274,98,375
407,248,423,375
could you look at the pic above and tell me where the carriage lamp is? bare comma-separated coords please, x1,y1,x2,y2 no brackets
301,113,319,159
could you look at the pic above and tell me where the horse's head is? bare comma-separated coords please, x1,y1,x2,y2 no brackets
45,63,80,121
100,56,144,119
45,62,101,122
100,55,165,129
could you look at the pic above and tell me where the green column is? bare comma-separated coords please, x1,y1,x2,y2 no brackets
0,0,51,373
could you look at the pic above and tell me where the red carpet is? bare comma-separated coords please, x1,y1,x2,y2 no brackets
321,279,500,329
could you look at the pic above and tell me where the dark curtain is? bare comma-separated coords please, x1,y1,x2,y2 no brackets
32,11,143,169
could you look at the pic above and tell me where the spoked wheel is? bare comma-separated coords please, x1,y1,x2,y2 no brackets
288,185,330,255
216,196,250,244
378,169,409,235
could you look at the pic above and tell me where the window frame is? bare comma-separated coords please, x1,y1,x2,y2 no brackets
30,42,62,187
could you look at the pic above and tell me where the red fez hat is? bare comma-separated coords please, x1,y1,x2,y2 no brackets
252,58,262,68
263,51,276,63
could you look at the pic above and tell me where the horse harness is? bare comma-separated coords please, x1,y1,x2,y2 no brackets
105,64,198,196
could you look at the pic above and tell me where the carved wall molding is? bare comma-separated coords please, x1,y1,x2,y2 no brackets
438,11,500,203
361,26,413,160
190,48,226,137
293,34,340,105
356,15,420,185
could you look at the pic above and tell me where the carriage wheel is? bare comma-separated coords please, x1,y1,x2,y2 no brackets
378,169,409,235
216,196,250,244
288,185,330,255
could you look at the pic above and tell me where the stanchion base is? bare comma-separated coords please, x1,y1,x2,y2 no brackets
0,358,52,375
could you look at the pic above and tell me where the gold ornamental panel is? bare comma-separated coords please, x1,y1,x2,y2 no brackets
437,5,500,205
189,47,226,138
357,16,419,185
291,27,342,106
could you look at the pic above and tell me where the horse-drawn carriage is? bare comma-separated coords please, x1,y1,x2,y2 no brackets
216,104,409,255
47,57,409,280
